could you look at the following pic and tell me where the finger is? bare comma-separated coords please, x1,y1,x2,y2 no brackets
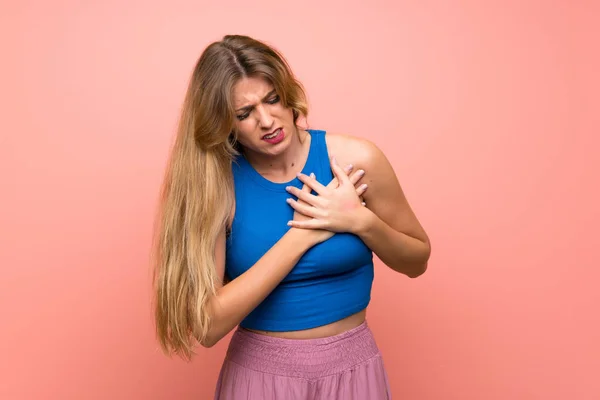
287,185,321,205
355,183,368,196
302,172,316,193
295,173,314,205
330,157,351,186
302,173,315,193
356,192,366,206
327,164,352,188
348,169,365,186
297,172,328,195
287,218,326,229
286,198,323,218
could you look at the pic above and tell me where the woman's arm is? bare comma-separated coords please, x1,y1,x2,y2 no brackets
351,142,430,277
201,226,315,348
286,135,431,278
200,166,368,348
353,209,430,277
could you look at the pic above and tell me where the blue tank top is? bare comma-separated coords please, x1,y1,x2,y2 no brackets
225,129,374,331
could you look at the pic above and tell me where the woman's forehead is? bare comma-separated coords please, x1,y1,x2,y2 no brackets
232,77,275,109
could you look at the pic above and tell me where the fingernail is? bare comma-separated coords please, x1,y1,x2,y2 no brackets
361,184,368,190
362,202,366,206
286,198,292,203
357,169,365,176
310,172,315,178
287,221,293,226
345,164,353,171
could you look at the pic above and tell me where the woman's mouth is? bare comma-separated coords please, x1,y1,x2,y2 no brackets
262,128,285,144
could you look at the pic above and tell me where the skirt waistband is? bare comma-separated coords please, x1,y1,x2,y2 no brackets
224,321,381,380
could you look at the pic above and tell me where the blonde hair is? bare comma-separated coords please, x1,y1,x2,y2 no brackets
151,35,309,360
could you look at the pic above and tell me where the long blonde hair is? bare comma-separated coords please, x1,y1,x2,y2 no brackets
152,35,309,360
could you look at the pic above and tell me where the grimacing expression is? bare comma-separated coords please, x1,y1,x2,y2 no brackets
231,76,296,156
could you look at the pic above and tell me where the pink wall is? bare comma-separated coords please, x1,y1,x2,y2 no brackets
2,1,598,399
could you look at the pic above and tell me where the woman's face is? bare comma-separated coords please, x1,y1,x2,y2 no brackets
231,76,296,157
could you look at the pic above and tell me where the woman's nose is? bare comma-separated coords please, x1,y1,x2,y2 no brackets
256,105,273,128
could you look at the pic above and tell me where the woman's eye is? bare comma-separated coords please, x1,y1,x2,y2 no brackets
236,113,249,121
267,95,280,104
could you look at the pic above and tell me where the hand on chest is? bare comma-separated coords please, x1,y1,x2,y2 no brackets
226,195,373,282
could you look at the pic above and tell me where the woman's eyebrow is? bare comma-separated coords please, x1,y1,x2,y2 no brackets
235,90,277,112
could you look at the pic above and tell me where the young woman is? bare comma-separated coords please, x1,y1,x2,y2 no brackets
152,34,431,399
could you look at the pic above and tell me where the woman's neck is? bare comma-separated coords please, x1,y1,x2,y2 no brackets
244,128,311,183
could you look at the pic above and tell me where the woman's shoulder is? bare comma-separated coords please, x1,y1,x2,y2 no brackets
323,131,386,169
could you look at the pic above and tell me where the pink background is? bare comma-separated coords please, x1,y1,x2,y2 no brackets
2,1,598,399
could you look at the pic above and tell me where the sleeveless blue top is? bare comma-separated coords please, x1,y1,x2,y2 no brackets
225,129,374,331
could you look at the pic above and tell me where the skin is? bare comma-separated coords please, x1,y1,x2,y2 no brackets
199,76,430,346
288,135,431,278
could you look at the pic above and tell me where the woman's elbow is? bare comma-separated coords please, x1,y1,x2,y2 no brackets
406,241,430,278
198,320,228,348
199,330,222,348
199,337,217,348
405,261,428,278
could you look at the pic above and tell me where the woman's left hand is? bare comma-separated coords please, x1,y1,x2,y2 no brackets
286,157,369,234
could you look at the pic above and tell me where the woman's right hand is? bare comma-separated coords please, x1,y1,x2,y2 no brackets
291,165,368,245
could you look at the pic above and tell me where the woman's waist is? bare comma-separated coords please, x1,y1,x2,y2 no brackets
238,282,372,335
243,309,367,340
227,315,380,379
